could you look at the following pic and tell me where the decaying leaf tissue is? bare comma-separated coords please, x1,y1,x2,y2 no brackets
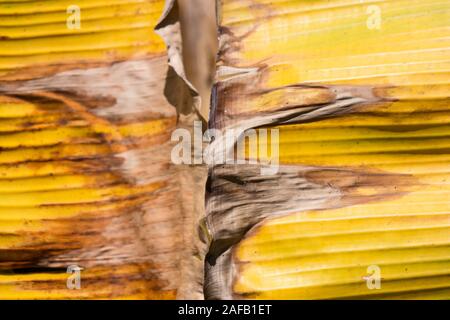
0,0,449,300
0,0,205,299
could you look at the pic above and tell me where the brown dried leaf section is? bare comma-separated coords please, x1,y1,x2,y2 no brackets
0,0,206,299
205,0,450,299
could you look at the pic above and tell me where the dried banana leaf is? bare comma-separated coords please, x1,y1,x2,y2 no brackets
205,0,450,299
0,0,205,299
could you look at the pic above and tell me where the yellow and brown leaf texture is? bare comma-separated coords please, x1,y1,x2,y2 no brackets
205,0,450,299
0,0,205,299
